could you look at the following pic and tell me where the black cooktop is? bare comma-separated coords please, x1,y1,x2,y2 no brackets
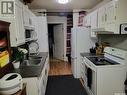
86,57,120,66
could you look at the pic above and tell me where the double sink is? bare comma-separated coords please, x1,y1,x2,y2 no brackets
21,55,43,67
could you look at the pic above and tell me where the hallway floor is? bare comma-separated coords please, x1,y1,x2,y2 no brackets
48,58,72,76
46,58,88,95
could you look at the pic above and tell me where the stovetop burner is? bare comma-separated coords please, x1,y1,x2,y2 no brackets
95,57,105,62
86,57,120,66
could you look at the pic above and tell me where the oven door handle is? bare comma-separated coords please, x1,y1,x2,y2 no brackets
85,62,92,68
85,62,96,72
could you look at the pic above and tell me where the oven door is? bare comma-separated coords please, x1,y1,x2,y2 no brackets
83,58,97,95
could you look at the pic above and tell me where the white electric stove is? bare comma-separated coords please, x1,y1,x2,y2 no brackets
82,47,127,95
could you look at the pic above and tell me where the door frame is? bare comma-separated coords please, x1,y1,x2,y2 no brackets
48,22,67,61
53,24,64,60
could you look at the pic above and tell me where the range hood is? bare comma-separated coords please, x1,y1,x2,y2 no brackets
92,28,114,34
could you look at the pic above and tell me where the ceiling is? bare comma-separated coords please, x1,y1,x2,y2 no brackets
29,0,103,12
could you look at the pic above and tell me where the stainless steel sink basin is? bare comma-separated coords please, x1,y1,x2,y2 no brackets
21,59,42,66
29,56,42,60
29,59,41,65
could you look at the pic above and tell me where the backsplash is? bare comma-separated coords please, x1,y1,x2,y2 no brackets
98,34,127,50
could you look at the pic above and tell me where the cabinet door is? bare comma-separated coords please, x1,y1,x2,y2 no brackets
84,14,91,27
87,14,91,27
23,5,35,27
28,10,36,26
90,10,98,37
83,15,87,26
80,57,87,84
38,63,49,95
105,1,117,33
38,69,45,95
15,3,25,45
105,1,116,25
23,5,30,26
98,6,106,28
90,10,98,29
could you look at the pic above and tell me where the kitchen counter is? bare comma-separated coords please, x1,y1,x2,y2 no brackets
80,52,104,57
11,52,48,78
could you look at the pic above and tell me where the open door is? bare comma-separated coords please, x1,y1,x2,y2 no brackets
53,24,64,60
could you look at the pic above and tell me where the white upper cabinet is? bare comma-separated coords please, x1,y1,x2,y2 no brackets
0,0,36,46
98,1,117,32
98,6,106,29
23,5,30,27
89,10,98,38
0,0,25,46
23,5,36,27
90,10,98,30
15,2,25,45
105,0,117,33
85,0,127,34
105,1,116,25
104,0,127,34
84,14,91,27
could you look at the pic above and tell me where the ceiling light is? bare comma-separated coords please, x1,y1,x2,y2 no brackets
57,0,71,4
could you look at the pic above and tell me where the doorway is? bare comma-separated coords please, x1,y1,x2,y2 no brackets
48,24,64,61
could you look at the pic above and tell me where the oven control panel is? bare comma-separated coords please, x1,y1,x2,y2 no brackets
104,47,127,59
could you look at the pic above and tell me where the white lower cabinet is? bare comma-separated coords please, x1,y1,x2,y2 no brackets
23,59,49,95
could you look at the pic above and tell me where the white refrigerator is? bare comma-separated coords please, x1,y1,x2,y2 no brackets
71,27,96,78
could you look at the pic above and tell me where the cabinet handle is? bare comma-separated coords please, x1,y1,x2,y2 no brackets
105,14,107,22
43,79,45,86
114,16,116,20
45,69,47,75
102,16,103,22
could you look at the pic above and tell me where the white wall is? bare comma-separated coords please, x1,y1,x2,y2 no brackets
47,16,67,61
98,34,127,50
